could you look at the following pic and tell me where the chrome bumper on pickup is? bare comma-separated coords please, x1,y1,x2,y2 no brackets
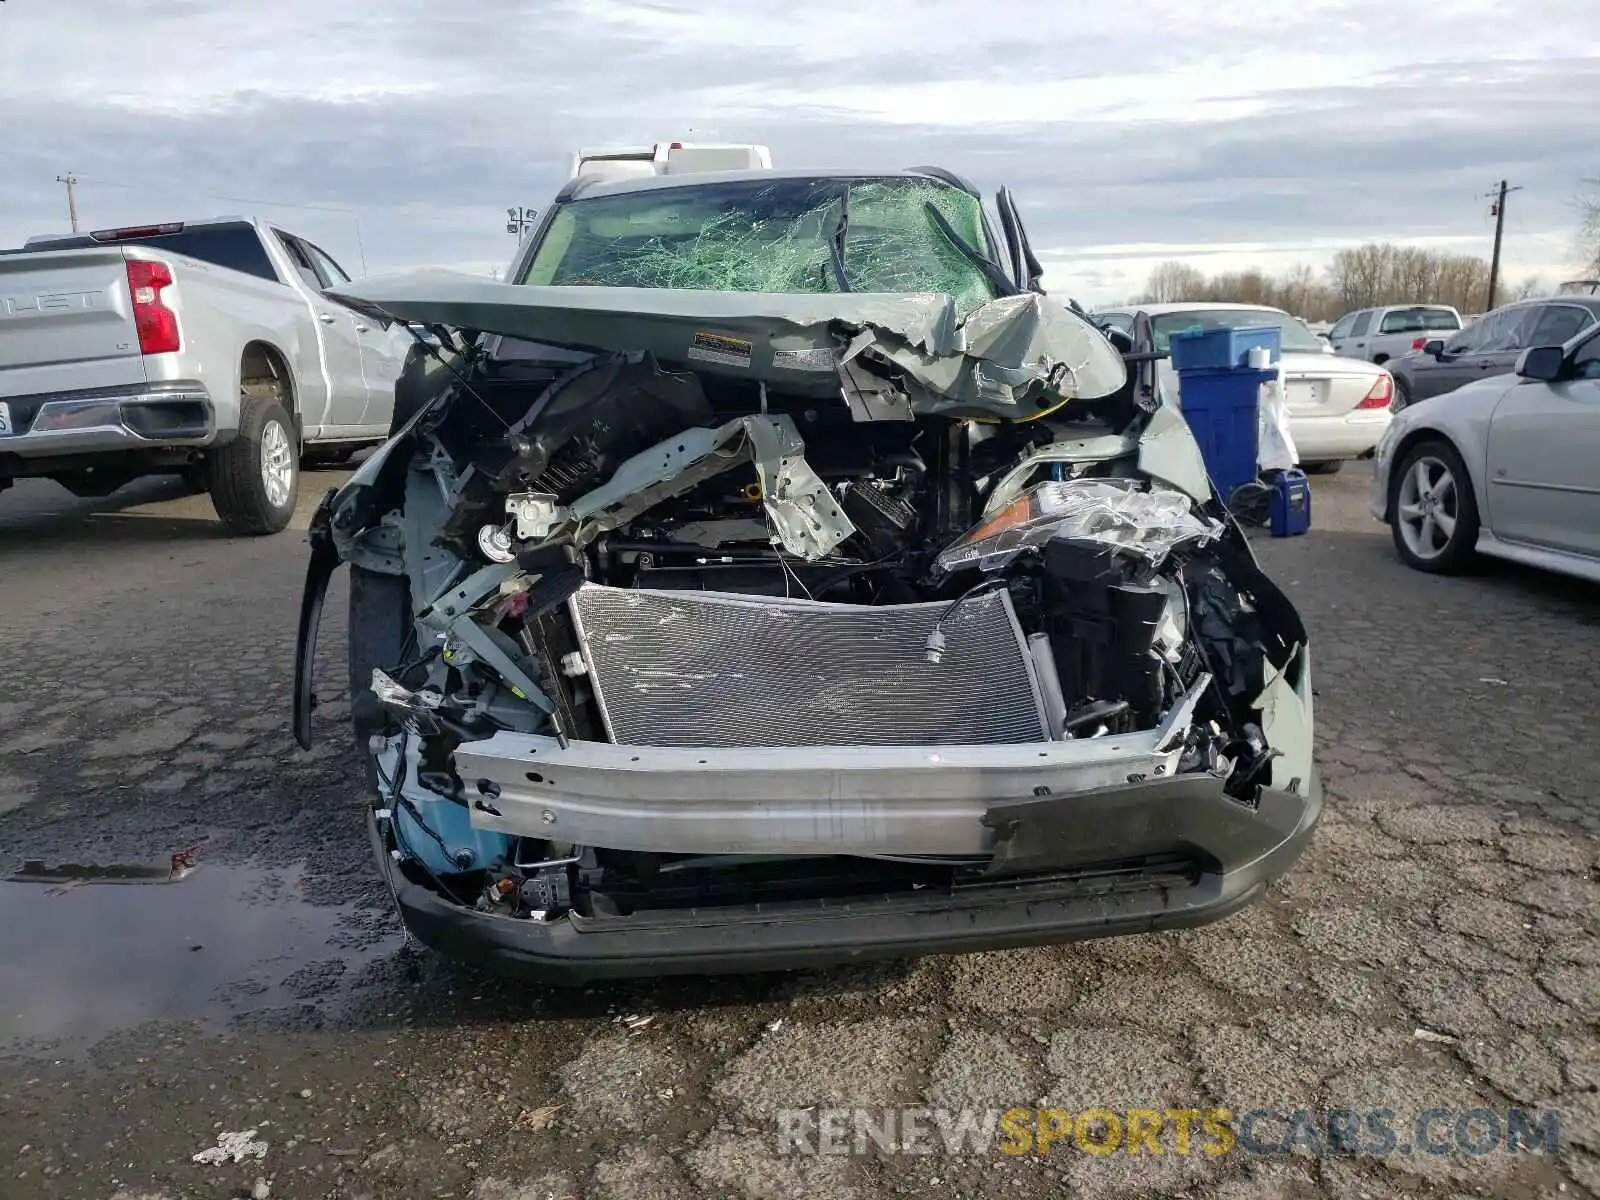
0,382,214,457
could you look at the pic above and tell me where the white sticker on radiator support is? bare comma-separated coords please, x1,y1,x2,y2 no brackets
771,347,836,372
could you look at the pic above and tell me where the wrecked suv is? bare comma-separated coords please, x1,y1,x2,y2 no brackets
293,168,1319,982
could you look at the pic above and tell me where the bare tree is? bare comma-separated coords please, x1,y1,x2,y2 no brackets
1327,244,1393,309
1507,276,1545,302
1578,177,1600,276
1275,264,1320,319
1123,242,1530,321
1138,261,1208,303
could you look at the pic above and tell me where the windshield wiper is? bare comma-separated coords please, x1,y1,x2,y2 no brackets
923,202,1019,297
827,190,850,292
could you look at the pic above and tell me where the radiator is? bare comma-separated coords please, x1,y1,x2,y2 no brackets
567,583,1049,748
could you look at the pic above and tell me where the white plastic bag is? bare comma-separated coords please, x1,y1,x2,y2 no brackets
1257,368,1299,471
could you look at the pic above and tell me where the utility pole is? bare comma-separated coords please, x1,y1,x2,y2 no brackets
1484,180,1523,311
56,172,80,232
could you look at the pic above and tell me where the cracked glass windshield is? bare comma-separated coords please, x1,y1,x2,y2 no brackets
520,176,997,311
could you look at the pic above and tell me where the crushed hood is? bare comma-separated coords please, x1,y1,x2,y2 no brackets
326,271,1127,420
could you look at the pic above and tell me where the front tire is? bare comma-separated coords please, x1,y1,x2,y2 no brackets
1392,375,1413,411
1389,440,1479,574
208,384,298,535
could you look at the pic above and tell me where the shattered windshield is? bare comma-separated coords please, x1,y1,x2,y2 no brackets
520,176,998,312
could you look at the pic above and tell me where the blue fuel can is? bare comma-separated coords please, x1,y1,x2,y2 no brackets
1270,468,1311,537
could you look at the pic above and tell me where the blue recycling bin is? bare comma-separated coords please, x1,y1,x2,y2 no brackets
1169,324,1282,372
1169,326,1281,499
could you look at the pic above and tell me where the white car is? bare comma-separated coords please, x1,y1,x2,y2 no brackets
1094,302,1396,474
1371,323,1600,581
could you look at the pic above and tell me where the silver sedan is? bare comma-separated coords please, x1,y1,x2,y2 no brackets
1371,322,1600,581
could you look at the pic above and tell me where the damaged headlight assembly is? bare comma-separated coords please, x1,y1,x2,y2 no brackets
291,168,1319,982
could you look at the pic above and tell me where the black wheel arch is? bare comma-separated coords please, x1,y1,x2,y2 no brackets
240,340,297,427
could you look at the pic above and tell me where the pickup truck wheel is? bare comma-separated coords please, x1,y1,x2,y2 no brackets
208,385,298,535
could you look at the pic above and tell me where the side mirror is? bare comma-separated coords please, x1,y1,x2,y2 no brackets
1422,339,1446,358
1516,345,1565,382
1103,327,1134,354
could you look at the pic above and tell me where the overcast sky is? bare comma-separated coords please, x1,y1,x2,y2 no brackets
3,0,1597,303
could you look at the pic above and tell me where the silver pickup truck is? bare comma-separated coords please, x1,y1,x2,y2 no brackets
0,216,407,533
1327,303,1463,366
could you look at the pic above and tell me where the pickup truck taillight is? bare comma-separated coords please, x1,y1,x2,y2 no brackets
1411,336,1429,350
1356,372,1394,409
126,260,180,355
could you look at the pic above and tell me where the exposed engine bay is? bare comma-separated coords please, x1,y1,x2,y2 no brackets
299,276,1314,943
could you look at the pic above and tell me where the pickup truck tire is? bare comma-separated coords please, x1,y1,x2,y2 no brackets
208,384,298,535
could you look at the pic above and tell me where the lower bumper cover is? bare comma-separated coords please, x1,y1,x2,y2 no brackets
1290,412,1390,461
374,768,1322,983
0,382,214,459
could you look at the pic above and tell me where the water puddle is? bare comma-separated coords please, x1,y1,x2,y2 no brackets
0,864,401,1052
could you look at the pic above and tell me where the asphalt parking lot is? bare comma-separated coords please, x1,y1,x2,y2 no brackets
0,465,1596,1200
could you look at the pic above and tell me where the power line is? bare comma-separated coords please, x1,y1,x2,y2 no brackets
69,172,361,214
62,171,370,275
